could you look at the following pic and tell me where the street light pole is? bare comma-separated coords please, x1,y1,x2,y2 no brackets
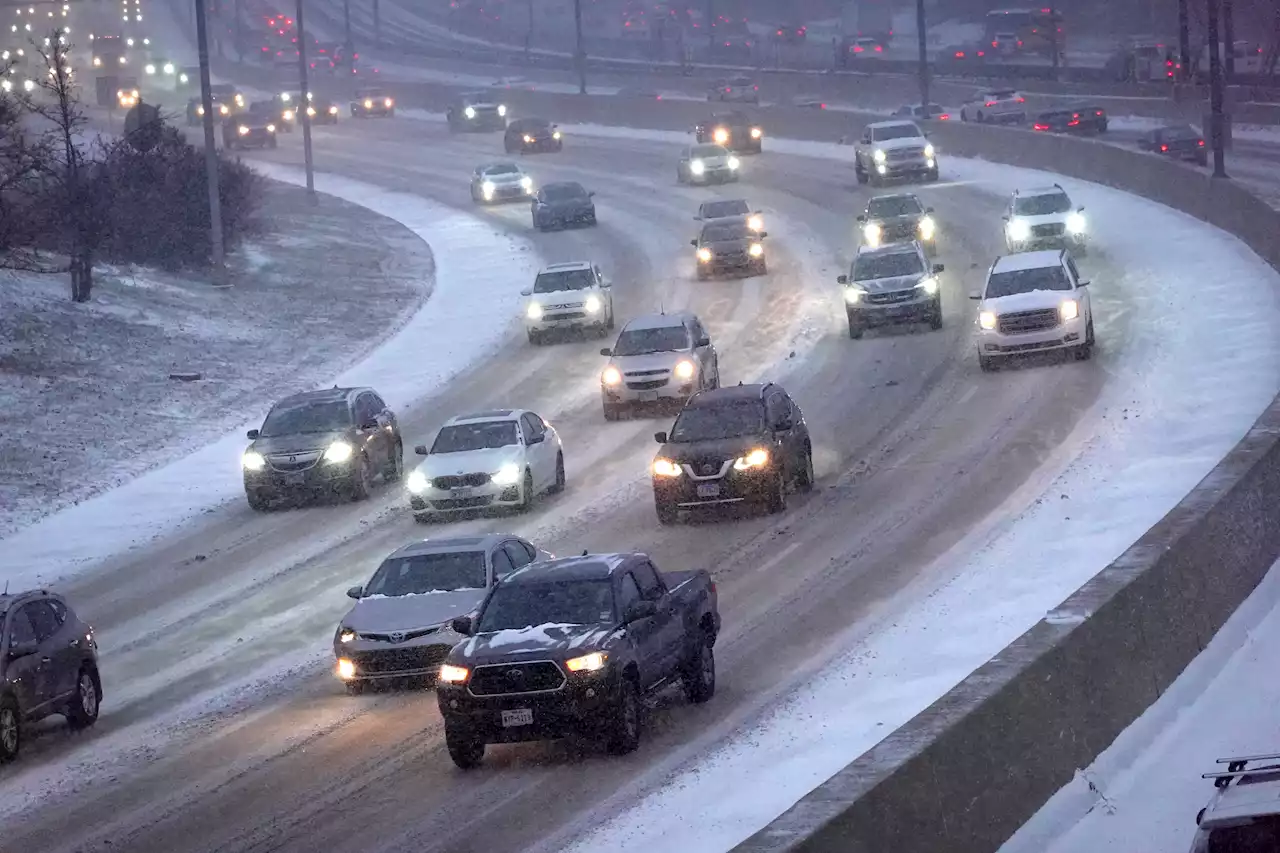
1048,4,1059,81
373,0,381,47
295,0,317,201
193,0,225,279
1176,0,1190,80
572,0,586,94
342,0,352,50
914,0,928,115
1206,0,1228,178
1222,0,1235,80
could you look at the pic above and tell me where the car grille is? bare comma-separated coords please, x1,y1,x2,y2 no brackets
998,308,1061,334
865,288,918,305
627,378,670,391
349,644,451,675
549,311,587,320
1032,223,1066,237
544,302,584,311
688,457,730,477
431,495,494,510
882,223,917,240
472,106,498,115
267,451,322,472
360,625,442,643
469,661,566,695
433,473,490,489
714,250,748,264
888,146,925,162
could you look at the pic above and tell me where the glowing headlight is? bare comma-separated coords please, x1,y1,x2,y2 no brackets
0,80,10,92
242,450,266,471
384,98,393,107
179,72,189,83
652,458,682,478
979,310,998,330
93,56,101,66
498,104,507,116
713,127,728,144
602,366,622,386
862,222,882,245
924,143,935,159
526,302,543,319
565,652,608,672
917,276,939,295
696,247,713,262
491,464,520,485
144,63,155,74
266,124,276,133
552,130,561,139
329,105,338,114
733,447,770,470
523,134,534,143
364,99,373,108
872,149,886,163
234,94,244,106
520,175,533,191
690,159,705,175
1059,299,1080,321
163,62,174,74
22,78,33,91
439,664,470,683
339,629,357,643
218,104,229,115
336,658,356,680
1066,212,1086,234
197,105,205,115
750,127,762,139
584,295,602,313
674,360,695,379
748,242,764,257
406,470,428,492
283,109,294,120
727,156,740,170
323,441,354,463
464,105,476,118
126,37,134,46
844,286,864,304
918,215,936,240
482,180,496,197
237,125,250,135
747,214,763,231
1007,218,1031,241
118,55,125,64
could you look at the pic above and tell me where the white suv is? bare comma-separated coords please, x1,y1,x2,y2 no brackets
1003,184,1088,253
521,261,615,345
853,120,939,186
971,249,1095,371
1189,754,1280,852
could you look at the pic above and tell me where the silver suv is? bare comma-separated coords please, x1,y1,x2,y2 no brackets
599,312,721,421
838,241,944,339
521,261,616,344
1189,753,1280,852
854,120,939,186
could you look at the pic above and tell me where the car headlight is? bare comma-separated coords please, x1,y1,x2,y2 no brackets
329,105,338,114
235,94,245,106
1059,299,1080,321
179,73,189,83
336,658,356,680
1066,212,1086,234
384,98,393,107
727,156,740,170
1007,218,1031,241
339,629,357,643
918,216,936,240
526,302,543,320
917,276,939,295
748,243,764,257
713,127,728,144
652,458,682,478
464,105,476,118
552,130,561,140
238,125,250,135
523,134,534,143
733,447,770,470
844,286,864,304
364,99,373,108
924,143,935,158
565,651,608,672
497,104,507,116
862,222,882,245
750,127,762,139
93,56,101,66
491,464,520,485
22,79,33,91
197,105,204,115
872,149,886,163
283,109,294,120
979,310,998,330
144,63,155,74
219,104,229,115
163,62,174,74
674,359,695,379
1,80,10,92
690,159,705,175
482,180,495,197
323,441,354,463
584,295,602,313
747,214,763,231
266,124,276,133
438,664,470,684
602,365,622,386
406,469,428,493
696,247,712,262
118,56,126,64
520,175,533,190
242,450,266,471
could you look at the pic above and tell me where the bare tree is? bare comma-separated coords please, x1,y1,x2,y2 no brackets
0,89,55,270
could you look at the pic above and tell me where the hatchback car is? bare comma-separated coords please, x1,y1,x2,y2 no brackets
599,312,720,420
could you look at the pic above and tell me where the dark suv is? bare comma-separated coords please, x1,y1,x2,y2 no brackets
0,590,102,762
651,383,814,524
241,386,404,510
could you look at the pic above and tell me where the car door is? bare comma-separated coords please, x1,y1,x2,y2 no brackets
775,390,806,470
688,318,716,383
29,601,78,701
1063,255,1089,313
764,390,797,479
4,605,52,714
631,560,684,674
369,391,398,454
520,413,553,488
615,572,663,688
353,393,385,467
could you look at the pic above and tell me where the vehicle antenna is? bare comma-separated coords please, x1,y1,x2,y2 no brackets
2,580,7,595
581,549,589,556
659,300,665,315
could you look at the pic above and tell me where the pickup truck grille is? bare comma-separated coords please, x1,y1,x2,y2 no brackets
1032,223,1066,238
997,308,1060,334
349,644,450,675
469,661,566,695
434,473,490,489
887,146,925,162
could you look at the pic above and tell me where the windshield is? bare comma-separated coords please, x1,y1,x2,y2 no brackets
364,551,487,596
259,400,350,437
534,269,594,292
1207,816,1280,853
460,92,490,104
872,124,922,142
1014,193,1072,216
613,326,690,356
692,145,726,158
431,421,518,453
867,196,923,218
670,400,765,441
542,184,586,202
985,266,1071,298
702,200,749,219
703,224,750,242
483,164,520,176
520,119,552,130
476,580,615,631
713,112,747,124
358,90,385,98
854,252,924,281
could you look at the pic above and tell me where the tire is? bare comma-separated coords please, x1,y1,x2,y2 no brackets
412,512,434,524
927,168,939,182
65,667,101,730
0,695,19,763
929,304,944,330
960,109,969,122
445,725,485,769
350,455,373,501
655,500,677,525
682,633,716,704
855,166,868,185
606,310,616,330
979,353,998,372
246,489,270,511
515,469,535,512
847,315,864,339
345,680,366,695
604,677,641,755
1074,318,1095,360
527,328,543,346
796,446,815,492
976,110,985,123
549,452,566,493
603,403,622,422
383,441,404,482
766,469,788,514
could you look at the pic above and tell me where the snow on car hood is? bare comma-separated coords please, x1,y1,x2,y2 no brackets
529,288,596,307
855,273,925,294
872,136,928,152
251,429,351,456
344,588,487,633
414,446,525,478
1010,211,1070,226
611,350,689,374
456,622,618,660
984,289,1077,313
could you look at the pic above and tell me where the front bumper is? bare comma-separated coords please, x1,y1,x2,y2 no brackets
408,479,525,514
457,113,506,130
1006,229,1086,251
526,306,609,331
603,373,696,405
653,465,777,509
244,458,357,495
698,251,764,275
478,184,533,203
336,639,455,683
869,157,938,179
534,207,594,226
230,130,274,147
978,314,1087,357
688,167,738,184
521,137,562,152
438,670,620,744
849,291,940,327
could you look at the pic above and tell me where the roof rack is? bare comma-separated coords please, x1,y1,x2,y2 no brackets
1203,754,1280,788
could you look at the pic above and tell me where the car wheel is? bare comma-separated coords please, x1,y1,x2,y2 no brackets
516,469,535,512
696,268,710,281
445,725,486,769
1074,318,1095,360
754,260,768,276
383,440,404,482
927,167,939,182
245,489,270,511
549,452,566,493
847,315,865,339
345,680,366,695
979,353,999,372
605,676,642,755
766,469,788,514
0,696,19,763
682,633,716,704
929,304,944,330
606,310,616,330
655,500,677,525
855,165,868,185
976,110,985,123
412,512,435,524
676,169,685,184
350,455,373,501
603,403,622,422
527,328,543,346
796,445,815,492
960,109,969,122
65,667,101,729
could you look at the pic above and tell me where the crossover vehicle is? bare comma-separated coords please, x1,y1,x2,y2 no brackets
447,91,508,131
959,88,1027,124
522,261,615,343
209,83,245,111
142,55,180,86
351,87,394,117
694,111,763,153
853,120,938,186
651,382,813,523
531,181,596,230
1002,184,1087,253
470,161,534,204
1138,124,1208,166
707,75,759,103
406,409,565,520
694,198,763,232
222,107,278,150
857,192,937,251
1188,753,1280,852
891,102,951,121
0,590,102,762
302,95,341,125
843,36,887,63
691,220,768,280
971,249,1095,371
1031,104,1108,135
505,117,562,153
600,312,720,420
187,95,233,124
242,387,404,509
676,144,740,185
334,534,552,693
838,242,944,338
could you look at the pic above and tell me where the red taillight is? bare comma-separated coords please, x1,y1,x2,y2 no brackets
1033,123,1049,130
1016,97,1026,103
853,45,863,52
977,50,986,56
939,114,950,120
753,85,758,90
819,103,826,109
1095,110,1104,116
991,40,998,47
874,45,882,51
1067,119,1079,126
1017,40,1023,46
955,50,965,57
1198,139,1205,146
1160,143,1169,151
985,101,997,107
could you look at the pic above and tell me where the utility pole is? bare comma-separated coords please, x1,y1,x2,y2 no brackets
1048,4,1059,81
342,0,352,51
193,0,225,281
572,0,586,94
295,0,317,201
1177,0,1190,80
1206,0,1228,178
914,0,928,114
1222,0,1235,80
372,0,380,46
233,0,243,62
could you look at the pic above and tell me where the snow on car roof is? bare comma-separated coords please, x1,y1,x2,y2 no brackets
541,261,592,272
449,409,520,424
390,534,504,558
1019,185,1070,198
992,250,1063,273
625,312,693,331
867,119,919,130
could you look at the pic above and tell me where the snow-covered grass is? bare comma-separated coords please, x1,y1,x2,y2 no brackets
529,134,1280,853
0,168,541,590
0,185,428,542
1001,556,1280,853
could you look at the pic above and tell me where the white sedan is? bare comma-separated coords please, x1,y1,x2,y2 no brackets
469,162,535,204
405,409,565,521
959,88,1027,124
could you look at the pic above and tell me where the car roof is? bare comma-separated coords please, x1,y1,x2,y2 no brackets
622,312,694,331
687,383,770,407
447,409,520,424
539,261,592,272
991,250,1064,273
0,589,60,614
1015,185,1070,198
504,553,630,583
274,387,363,408
386,534,513,559
867,120,919,130
856,241,922,257
1203,769,1280,826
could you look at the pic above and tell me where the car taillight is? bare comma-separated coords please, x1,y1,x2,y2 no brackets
1034,123,1049,130
819,103,826,109
985,101,997,106
977,50,985,56
939,113,949,120
955,50,965,57
1095,110,1104,116
854,45,863,51
1198,139,1205,146
1067,119,1079,126
874,45,882,51
1160,143,1169,151
992,40,998,47
1016,97,1026,103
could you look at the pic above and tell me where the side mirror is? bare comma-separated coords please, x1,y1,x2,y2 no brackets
1077,206,1085,212
758,231,768,239
855,214,865,222
1077,280,1090,287
451,615,474,635
7,639,37,660
527,432,545,444
933,263,945,273
969,291,982,300
246,428,260,440
926,206,935,213
624,600,658,623
414,444,429,455
836,274,849,285
693,214,702,221
599,347,612,357
654,431,668,444
360,419,379,430
696,335,711,347
519,287,532,296
346,585,364,599
690,239,699,247
1001,215,1010,222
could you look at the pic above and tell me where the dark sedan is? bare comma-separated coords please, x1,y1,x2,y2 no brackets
221,110,278,150
1138,125,1208,166
351,87,394,118
505,117,562,154
694,111,763,153
1032,105,1108,135
692,220,767,280
531,182,596,231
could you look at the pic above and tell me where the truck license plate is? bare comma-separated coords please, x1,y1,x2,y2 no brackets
501,708,533,727
697,483,721,498
637,391,659,402
283,472,306,485
451,487,475,498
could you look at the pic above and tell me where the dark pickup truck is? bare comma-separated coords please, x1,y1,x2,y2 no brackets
695,110,763,153
436,552,720,768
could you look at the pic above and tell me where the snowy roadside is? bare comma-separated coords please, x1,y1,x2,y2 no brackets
0,182,429,541
521,138,1280,853
0,168,540,590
